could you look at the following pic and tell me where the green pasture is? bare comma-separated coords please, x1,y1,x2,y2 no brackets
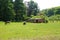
0,22,60,40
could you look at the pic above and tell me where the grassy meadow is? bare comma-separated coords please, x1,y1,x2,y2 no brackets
0,22,60,40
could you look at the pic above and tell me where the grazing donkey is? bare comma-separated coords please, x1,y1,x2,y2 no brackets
23,21,26,25
5,21,10,25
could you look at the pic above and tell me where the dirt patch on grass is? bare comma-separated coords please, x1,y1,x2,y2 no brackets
33,35,60,40
5,35,60,40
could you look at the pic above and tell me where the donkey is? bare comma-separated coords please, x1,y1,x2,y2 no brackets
4,21,10,25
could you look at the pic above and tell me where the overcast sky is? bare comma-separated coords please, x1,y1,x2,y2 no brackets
24,0,60,10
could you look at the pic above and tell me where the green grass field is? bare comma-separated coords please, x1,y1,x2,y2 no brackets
0,22,60,40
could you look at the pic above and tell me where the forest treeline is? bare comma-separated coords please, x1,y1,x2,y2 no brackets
0,0,39,22
0,0,60,22
40,6,60,21
41,6,60,17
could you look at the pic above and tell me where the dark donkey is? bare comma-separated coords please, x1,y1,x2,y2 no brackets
4,21,10,25
23,21,26,25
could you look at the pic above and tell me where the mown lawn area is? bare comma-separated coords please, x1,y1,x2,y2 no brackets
0,22,60,40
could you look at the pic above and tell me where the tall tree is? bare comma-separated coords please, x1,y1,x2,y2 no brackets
14,0,26,21
55,9,60,14
47,9,54,17
0,0,15,21
33,2,39,16
0,0,2,21
27,0,39,17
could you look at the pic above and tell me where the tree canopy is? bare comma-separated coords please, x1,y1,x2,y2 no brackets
0,0,60,22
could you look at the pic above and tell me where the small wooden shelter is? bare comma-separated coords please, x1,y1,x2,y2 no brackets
27,18,48,23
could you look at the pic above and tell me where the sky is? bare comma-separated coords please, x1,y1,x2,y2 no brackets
24,0,60,10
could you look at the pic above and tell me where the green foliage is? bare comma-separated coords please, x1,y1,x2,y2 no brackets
0,0,60,22
14,0,26,21
49,15,60,21
0,0,15,21
32,16,41,19
31,15,48,20
40,6,60,17
27,0,39,17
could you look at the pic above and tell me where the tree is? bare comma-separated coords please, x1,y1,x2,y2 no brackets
14,0,26,21
0,0,15,21
27,0,39,17
47,9,54,17
0,0,2,21
41,8,54,17
55,9,60,14
33,2,39,16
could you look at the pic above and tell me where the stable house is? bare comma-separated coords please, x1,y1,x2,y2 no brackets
27,18,48,23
